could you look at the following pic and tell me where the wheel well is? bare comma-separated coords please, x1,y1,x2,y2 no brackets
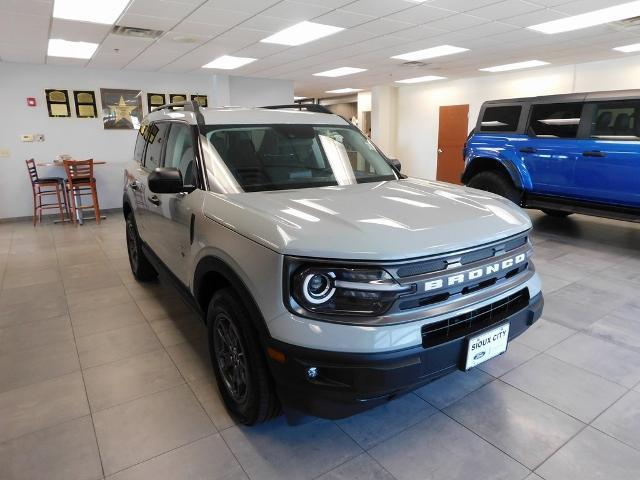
123,200,132,219
196,271,231,315
462,158,518,187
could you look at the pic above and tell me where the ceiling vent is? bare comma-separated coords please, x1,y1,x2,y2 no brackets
401,61,430,68
613,16,640,28
112,25,163,39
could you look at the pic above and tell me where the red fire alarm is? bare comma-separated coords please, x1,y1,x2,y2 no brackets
27,97,37,107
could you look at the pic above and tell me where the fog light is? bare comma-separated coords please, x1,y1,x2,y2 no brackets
307,367,318,379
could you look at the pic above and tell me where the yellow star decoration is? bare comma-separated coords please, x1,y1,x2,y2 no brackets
109,96,137,124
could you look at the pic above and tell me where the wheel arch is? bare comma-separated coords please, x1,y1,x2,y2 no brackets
462,157,523,189
122,194,132,219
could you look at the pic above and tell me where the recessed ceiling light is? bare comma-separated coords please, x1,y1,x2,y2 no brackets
313,67,367,77
613,42,640,53
261,21,344,46
47,39,98,59
480,60,549,72
202,55,256,70
53,0,130,25
528,1,640,34
326,88,362,94
392,45,468,61
395,75,447,84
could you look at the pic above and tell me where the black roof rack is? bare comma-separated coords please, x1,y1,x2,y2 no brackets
152,100,200,113
261,104,333,114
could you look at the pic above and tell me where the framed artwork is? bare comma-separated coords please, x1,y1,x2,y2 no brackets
100,88,143,130
73,90,97,118
169,94,187,103
45,89,71,117
147,92,166,112
191,94,208,107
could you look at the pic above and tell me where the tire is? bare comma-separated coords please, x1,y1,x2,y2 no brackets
467,170,521,204
125,213,158,282
542,209,572,218
207,288,280,425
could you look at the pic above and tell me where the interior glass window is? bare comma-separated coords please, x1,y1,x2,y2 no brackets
591,101,640,140
164,123,197,186
480,106,522,132
528,102,583,138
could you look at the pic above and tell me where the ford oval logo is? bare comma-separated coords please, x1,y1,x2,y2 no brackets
473,351,486,361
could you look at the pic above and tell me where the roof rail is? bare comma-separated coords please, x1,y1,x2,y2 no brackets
261,104,333,115
152,100,200,113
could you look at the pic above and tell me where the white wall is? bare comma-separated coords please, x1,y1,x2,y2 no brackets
0,63,292,220
371,85,397,158
385,54,640,180
226,76,293,107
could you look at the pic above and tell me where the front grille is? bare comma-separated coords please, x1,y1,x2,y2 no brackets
421,289,529,348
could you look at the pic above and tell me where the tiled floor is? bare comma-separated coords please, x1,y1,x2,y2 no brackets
0,211,639,480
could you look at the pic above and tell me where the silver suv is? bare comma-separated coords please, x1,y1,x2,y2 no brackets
123,102,543,425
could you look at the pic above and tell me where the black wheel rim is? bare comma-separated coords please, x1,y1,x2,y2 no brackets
126,221,139,271
213,315,249,403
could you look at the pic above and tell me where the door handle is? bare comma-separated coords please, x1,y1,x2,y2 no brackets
519,147,537,154
437,148,443,154
147,195,161,206
583,150,606,157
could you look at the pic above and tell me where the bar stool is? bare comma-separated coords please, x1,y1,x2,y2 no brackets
63,159,101,225
25,159,70,226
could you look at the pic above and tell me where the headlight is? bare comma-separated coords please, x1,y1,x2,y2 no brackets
289,264,412,316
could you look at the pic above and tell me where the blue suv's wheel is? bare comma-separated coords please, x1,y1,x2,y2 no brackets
468,170,521,204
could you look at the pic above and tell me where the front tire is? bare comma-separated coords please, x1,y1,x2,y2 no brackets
125,213,158,282
467,170,521,204
207,288,279,425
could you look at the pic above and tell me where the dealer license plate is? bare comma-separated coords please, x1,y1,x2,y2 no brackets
465,323,510,369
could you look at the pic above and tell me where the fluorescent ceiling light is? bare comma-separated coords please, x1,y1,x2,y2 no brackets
202,55,256,70
261,21,344,46
614,42,640,53
326,88,362,94
47,39,98,59
53,0,130,25
480,60,549,72
314,67,366,77
528,1,640,34
395,75,446,84
392,45,468,61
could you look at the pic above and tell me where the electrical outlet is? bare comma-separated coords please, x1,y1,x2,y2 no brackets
0,148,9,158
21,134,33,142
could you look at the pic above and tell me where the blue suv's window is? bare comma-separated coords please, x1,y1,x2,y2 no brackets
591,101,640,141
480,106,521,132
529,102,583,138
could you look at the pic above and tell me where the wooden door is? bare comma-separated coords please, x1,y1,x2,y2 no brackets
436,104,469,184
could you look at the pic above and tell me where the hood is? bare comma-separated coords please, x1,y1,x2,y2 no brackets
203,178,531,261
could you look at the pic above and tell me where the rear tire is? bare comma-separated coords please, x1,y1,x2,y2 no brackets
207,288,280,425
542,209,572,218
467,170,521,204
125,213,158,282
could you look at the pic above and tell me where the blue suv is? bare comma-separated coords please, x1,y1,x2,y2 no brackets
462,90,640,221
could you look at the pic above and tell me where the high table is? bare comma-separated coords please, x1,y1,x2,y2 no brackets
37,160,107,225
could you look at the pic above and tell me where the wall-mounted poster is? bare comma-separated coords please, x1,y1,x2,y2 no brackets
147,92,166,112
169,94,187,103
45,89,71,117
191,94,208,107
100,88,143,130
73,90,97,118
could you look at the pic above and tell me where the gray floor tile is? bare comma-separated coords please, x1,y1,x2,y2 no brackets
66,284,133,314
0,416,102,480
588,311,640,353
2,266,62,289
107,433,247,480
0,372,89,442
0,295,68,329
135,296,193,322
76,323,161,369
84,349,184,412
414,368,493,409
70,301,147,338
0,281,66,307
0,315,74,354
536,427,640,480
337,393,437,449
222,418,362,480
93,384,215,476
592,390,640,451
317,453,395,480
515,319,576,352
369,412,529,480
445,380,584,469
542,295,609,331
166,337,213,382
479,341,539,377
547,333,640,388
533,258,591,283
502,354,626,423
550,282,629,312
537,273,572,294
188,376,236,431
148,312,205,348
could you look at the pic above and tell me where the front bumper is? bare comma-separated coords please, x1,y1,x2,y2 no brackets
267,291,543,420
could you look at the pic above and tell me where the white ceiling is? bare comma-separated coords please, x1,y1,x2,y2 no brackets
1,0,640,97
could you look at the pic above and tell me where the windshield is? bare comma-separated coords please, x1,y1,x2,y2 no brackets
202,124,398,192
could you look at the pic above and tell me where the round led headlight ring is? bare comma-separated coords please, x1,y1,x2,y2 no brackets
302,272,336,304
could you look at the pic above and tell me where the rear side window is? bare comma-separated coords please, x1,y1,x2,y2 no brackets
480,106,522,132
133,123,148,164
143,122,169,170
591,101,640,140
528,102,583,138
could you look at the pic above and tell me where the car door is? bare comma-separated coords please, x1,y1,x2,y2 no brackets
125,121,150,229
573,100,640,207
520,101,585,197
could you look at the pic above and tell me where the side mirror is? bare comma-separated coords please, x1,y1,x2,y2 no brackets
148,167,185,194
388,158,402,172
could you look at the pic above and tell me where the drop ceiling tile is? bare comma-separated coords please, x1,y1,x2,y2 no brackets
233,42,290,58
260,1,332,21
0,0,52,17
426,0,503,13
389,24,449,41
502,9,568,27
0,12,49,45
313,9,376,28
213,28,271,48
460,21,519,37
203,0,281,14
426,14,491,31
126,0,196,18
171,21,228,36
50,18,112,43
353,18,416,36
554,0,627,15
388,4,456,24
239,15,299,32
183,6,249,25
88,50,139,69
99,33,155,56
118,12,180,30
468,0,542,21
46,56,88,66
292,0,354,7
341,0,414,18
0,41,46,63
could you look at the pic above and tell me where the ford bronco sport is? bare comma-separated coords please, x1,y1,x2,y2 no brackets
123,101,543,425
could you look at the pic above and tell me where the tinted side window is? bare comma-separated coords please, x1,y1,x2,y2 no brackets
528,102,583,138
591,101,640,140
143,122,169,170
480,106,522,132
164,123,197,186
133,124,148,164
